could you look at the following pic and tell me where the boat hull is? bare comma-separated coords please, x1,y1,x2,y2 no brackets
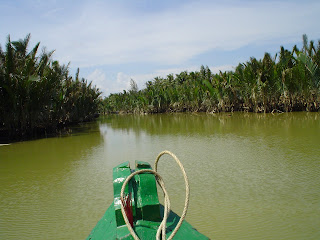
87,204,209,240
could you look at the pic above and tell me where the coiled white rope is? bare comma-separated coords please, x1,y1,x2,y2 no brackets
120,150,190,240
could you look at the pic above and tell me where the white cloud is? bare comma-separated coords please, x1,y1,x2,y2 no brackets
86,69,108,96
86,70,133,96
2,0,319,97
116,72,132,91
19,0,319,68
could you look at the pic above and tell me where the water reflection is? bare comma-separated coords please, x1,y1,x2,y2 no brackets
1,113,319,240
99,112,319,136
98,112,320,239
0,122,107,240
99,112,320,155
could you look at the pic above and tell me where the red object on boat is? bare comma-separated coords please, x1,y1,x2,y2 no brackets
121,192,133,227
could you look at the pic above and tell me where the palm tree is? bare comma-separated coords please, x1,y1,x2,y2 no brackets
0,34,102,140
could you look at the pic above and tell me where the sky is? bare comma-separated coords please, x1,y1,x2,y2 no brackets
1,0,320,96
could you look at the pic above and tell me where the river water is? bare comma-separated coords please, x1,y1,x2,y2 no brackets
0,112,319,239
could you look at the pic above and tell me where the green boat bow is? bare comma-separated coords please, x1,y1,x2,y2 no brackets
87,156,209,240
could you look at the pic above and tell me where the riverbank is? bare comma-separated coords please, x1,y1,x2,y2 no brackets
0,115,100,144
0,34,102,142
103,35,320,114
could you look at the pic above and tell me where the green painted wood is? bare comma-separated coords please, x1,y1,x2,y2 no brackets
113,161,136,227
87,204,209,240
86,204,117,240
135,161,161,222
87,162,210,240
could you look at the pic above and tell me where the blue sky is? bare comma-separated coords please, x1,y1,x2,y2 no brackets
1,0,320,96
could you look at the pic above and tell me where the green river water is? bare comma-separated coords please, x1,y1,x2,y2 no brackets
0,112,319,239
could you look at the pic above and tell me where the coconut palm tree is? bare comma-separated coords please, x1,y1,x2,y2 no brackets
0,34,102,140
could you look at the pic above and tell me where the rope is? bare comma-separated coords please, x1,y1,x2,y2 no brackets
120,150,190,240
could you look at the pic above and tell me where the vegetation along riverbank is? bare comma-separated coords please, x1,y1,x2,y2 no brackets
0,34,102,142
1,34,319,142
103,35,320,114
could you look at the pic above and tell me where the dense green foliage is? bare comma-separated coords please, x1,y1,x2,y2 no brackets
104,35,320,114
0,34,102,140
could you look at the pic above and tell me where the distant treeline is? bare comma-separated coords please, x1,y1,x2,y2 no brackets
0,34,102,141
103,35,320,114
